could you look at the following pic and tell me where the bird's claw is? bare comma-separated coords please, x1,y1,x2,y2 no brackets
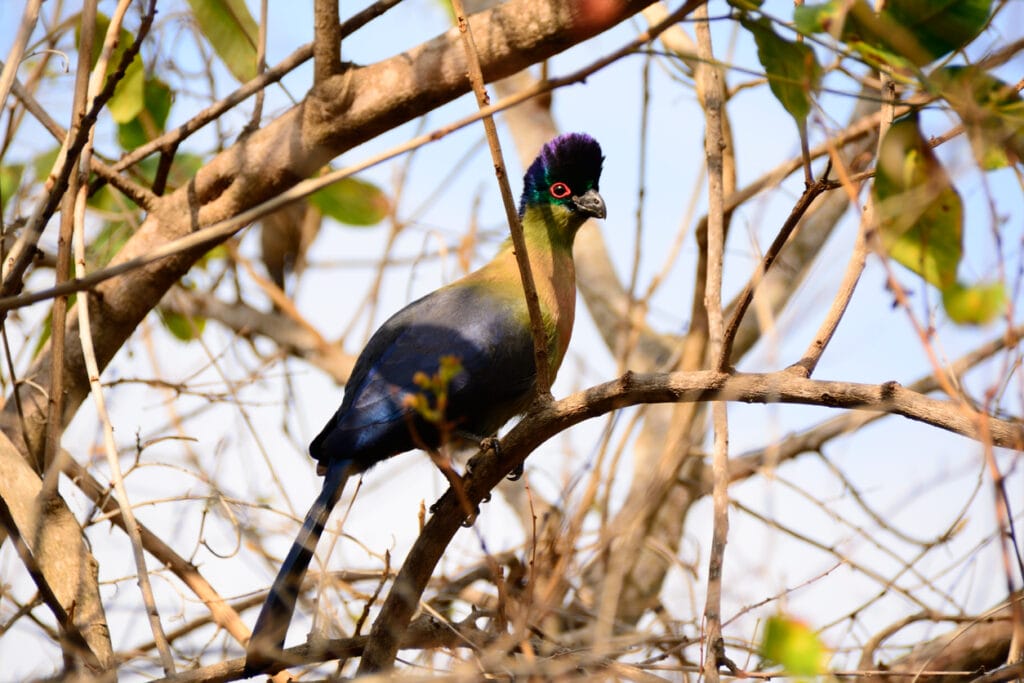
458,492,493,527
506,462,524,481
428,491,490,519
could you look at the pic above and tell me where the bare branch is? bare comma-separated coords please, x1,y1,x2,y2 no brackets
361,367,1024,673
694,6,729,679
313,0,342,82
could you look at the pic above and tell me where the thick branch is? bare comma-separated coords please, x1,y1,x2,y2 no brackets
2,0,662,459
312,0,342,82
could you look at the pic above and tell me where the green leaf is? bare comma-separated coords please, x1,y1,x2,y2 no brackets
32,146,61,182
88,219,134,268
310,176,391,226
760,615,828,677
158,305,206,342
795,0,991,68
186,0,259,83
884,0,991,65
107,58,146,124
77,12,147,123
33,309,54,359
873,114,963,290
942,281,1005,325
117,77,173,150
846,39,917,78
796,1,918,76
87,183,136,214
166,153,204,189
1,164,24,211
794,2,844,35
741,18,822,124
932,66,1024,170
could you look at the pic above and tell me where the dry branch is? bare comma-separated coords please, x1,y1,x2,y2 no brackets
360,369,1023,671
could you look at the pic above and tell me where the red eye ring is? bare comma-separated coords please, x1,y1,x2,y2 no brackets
549,182,572,199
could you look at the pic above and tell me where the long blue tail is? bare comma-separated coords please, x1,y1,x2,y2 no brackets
245,460,350,671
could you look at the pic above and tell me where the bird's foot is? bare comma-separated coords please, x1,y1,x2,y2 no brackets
428,491,491,525
480,437,522,480
466,436,522,480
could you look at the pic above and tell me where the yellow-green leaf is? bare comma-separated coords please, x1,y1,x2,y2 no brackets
794,1,845,35
761,615,828,677
77,12,146,123
186,0,259,83
873,114,963,290
846,39,916,80
88,219,134,268
158,305,206,342
942,281,1005,325
107,58,146,124
1,164,24,211
795,0,990,68
117,77,173,149
728,0,763,10
932,66,1024,170
310,176,391,227
32,146,61,182
741,17,821,123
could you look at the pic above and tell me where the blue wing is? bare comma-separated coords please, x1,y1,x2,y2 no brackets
310,284,537,471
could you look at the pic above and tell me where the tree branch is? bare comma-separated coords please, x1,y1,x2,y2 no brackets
360,369,1023,672
312,0,342,82
2,0,669,461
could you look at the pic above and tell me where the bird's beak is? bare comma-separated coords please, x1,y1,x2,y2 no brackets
573,188,607,219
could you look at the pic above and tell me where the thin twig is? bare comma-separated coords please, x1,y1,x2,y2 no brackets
250,0,268,129
75,191,178,674
790,137,870,377
716,176,832,371
38,0,95,499
694,5,730,681
450,0,552,396
70,2,176,671
359,367,1024,675
0,0,43,112
725,323,1024,487
2,74,156,208
64,458,253,647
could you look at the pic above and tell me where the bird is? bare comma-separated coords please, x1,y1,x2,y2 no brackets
245,132,605,669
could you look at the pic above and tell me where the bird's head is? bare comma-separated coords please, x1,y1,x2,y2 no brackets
519,133,606,229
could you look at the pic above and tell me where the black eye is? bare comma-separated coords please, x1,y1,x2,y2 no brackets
549,182,571,199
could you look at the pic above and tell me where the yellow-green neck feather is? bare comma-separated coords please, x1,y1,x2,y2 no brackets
464,202,581,376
